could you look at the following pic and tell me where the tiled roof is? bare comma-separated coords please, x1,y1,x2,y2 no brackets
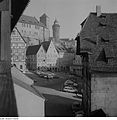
26,45,41,55
55,45,66,53
80,12,117,71
66,48,75,53
41,40,75,53
19,15,45,27
80,12,117,43
40,13,49,18
60,38,69,42
41,41,51,52
54,42,67,53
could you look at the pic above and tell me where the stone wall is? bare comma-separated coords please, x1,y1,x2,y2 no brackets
91,73,117,116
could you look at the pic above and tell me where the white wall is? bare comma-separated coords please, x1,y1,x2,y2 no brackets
37,46,46,67
14,84,45,117
46,41,58,66
11,67,33,85
91,73,117,116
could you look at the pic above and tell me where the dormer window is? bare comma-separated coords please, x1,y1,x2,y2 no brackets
99,15,106,18
98,22,107,27
101,37,109,43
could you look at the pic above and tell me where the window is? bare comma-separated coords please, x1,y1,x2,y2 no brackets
29,24,31,28
24,23,25,27
29,31,31,35
12,30,16,35
20,65,23,69
98,22,107,27
12,43,17,47
12,49,18,53
13,56,18,61
18,49,25,53
18,43,23,47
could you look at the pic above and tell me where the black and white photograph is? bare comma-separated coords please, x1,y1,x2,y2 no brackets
0,0,117,118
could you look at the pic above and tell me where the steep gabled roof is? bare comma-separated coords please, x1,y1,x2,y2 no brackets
60,38,69,42
80,12,117,40
19,15,39,25
80,12,117,55
54,42,67,53
41,41,51,52
26,45,41,56
18,14,45,27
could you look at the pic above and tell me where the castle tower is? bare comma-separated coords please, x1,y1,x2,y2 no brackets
40,13,49,29
40,13,50,42
52,19,60,41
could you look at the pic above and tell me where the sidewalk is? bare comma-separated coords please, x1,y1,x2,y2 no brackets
34,86,82,101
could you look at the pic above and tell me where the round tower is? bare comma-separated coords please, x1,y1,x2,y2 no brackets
52,19,60,41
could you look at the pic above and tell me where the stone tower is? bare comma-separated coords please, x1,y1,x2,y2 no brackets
52,19,60,41
40,13,49,29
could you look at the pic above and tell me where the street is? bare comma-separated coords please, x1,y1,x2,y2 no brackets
25,71,82,116
26,72,70,90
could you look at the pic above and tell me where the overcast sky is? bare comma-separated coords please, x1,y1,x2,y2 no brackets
24,0,117,39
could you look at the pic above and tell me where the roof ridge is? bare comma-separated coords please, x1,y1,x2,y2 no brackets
91,12,117,14
26,44,41,55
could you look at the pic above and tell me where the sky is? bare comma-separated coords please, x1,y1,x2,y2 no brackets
24,0,117,39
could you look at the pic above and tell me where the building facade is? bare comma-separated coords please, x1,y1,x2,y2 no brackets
11,27,27,72
26,45,46,71
15,14,50,46
78,6,117,116
41,40,74,72
70,55,82,76
26,40,74,72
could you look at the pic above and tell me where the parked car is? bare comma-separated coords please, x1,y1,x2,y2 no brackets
64,80,74,86
75,111,84,117
47,74,54,79
63,86,78,93
64,80,78,87
73,82,78,87
72,102,82,116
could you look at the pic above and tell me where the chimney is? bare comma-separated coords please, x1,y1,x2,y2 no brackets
96,5,101,17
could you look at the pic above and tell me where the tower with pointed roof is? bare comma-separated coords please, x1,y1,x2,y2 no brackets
52,19,60,42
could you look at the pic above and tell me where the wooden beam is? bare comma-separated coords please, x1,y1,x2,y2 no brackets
0,0,18,116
